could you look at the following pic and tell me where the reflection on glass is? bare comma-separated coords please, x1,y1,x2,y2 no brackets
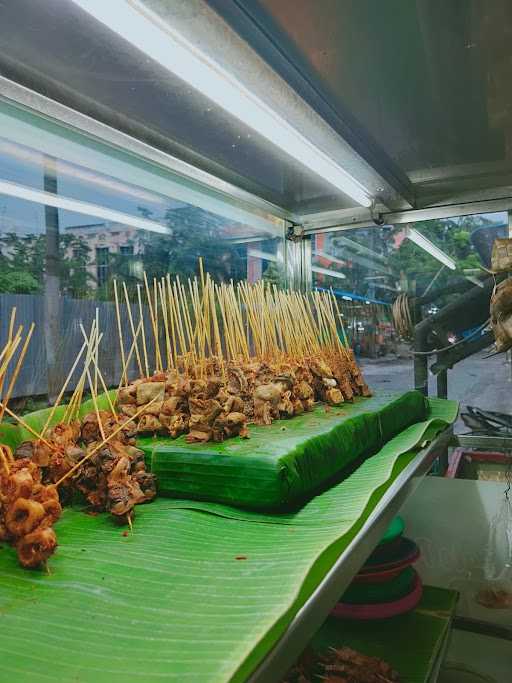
0,136,284,299
311,213,505,363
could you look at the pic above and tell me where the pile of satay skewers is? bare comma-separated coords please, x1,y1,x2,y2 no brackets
0,309,156,569
0,268,370,568
113,266,371,445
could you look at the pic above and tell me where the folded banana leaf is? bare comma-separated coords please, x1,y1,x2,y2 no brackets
139,391,429,509
0,396,457,683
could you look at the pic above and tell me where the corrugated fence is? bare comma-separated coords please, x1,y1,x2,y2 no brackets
0,294,153,399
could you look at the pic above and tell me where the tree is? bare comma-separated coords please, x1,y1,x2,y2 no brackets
0,232,94,297
0,269,40,293
59,234,95,298
100,206,250,300
388,217,484,296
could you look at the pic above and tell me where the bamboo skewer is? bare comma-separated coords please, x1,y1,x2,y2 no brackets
137,284,150,377
165,274,178,369
117,320,143,395
171,279,189,370
122,282,143,377
143,272,161,373
0,323,35,422
0,328,23,394
158,279,172,371
0,444,12,475
113,280,127,385
153,277,162,373
41,341,87,437
177,277,196,367
0,324,19,365
79,324,118,420
64,322,101,424
0,401,58,451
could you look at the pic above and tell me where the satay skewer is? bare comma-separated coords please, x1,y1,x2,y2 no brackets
41,341,88,437
113,280,127,385
55,395,160,487
122,282,143,377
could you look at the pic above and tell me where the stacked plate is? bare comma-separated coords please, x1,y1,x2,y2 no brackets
332,516,423,619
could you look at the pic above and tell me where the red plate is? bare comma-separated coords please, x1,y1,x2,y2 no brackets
353,562,413,584
331,572,423,620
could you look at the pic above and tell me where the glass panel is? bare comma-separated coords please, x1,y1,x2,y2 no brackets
0,95,284,400
0,109,284,299
312,212,506,397
0,0,354,213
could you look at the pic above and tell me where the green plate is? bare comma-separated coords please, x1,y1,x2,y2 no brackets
379,515,405,546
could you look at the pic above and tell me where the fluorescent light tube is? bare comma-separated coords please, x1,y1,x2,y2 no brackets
311,266,346,280
71,0,372,207
405,227,456,270
0,179,170,234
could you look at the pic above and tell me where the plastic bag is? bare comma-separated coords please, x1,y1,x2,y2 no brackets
479,489,512,608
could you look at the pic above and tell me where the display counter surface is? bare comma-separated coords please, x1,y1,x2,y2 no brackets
0,396,456,683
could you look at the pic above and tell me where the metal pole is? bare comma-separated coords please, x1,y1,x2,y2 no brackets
285,225,312,292
43,155,61,403
508,210,512,380
413,298,429,395
436,367,448,399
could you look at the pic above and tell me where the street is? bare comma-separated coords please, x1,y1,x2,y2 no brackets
359,349,512,426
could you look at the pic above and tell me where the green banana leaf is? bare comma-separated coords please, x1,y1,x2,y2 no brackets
0,396,457,683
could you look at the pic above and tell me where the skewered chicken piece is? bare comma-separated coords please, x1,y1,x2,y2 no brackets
0,454,62,568
75,437,156,521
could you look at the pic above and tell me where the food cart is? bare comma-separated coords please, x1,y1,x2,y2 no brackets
0,3,510,682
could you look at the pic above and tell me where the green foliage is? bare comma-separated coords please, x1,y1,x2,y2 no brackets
0,232,94,297
0,269,41,293
262,261,286,288
100,208,249,300
387,216,489,296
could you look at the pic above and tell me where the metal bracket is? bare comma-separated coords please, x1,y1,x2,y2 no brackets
286,223,305,242
370,200,385,226
284,223,311,291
